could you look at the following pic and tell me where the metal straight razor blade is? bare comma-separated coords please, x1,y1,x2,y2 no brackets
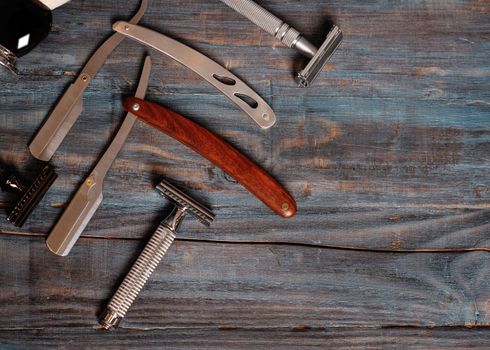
113,21,276,129
29,0,148,162
46,56,152,257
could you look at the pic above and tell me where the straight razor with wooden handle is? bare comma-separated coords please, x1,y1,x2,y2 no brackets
123,97,297,218
29,0,148,162
46,56,152,257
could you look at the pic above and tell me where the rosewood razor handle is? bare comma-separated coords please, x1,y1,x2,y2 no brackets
123,97,297,218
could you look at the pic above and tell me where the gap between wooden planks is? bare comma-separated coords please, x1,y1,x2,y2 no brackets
1,230,490,253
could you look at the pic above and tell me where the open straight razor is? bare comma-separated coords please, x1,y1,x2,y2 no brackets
113,21,276,129
29,0,148,162
46,56,152,257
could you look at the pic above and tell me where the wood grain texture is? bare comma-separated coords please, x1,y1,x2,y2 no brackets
1,236,490,328
0,0,489,347
3,328,490,350
124,97,297,218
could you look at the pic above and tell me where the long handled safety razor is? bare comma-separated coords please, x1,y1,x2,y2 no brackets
100,178,215,330
220,0,342,87
0,165,57,227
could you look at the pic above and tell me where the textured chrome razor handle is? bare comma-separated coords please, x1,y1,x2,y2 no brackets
220,0,317,57
0,44,17,74
220,0,298,46
100,207,186,330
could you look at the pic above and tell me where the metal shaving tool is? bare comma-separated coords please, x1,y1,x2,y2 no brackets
29,0,148,162
113,21,276,129
219,0,342,87
0,0,53,74
45,56,152,257
99,178,215,330
0,164,57,227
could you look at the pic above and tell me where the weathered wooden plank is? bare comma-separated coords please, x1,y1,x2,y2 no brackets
0,0,489,347
0,0,489,251
4,206,490,252
2,327,490,350
2,110,489,251
1,236,489,329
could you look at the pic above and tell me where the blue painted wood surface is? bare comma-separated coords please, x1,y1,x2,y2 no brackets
0,0,489,348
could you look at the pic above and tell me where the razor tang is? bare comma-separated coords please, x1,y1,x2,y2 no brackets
113,21,276,129
29,0,148,162
46,56,152,257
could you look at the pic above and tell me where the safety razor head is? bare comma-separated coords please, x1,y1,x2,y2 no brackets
295,25,343,88
1,165,57,227
156,179,215,226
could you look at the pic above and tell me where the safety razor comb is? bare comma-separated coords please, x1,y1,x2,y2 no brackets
220,0,342,87
99,178,214,330
0,164,57,227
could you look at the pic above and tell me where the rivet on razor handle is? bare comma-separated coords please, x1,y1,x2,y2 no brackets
0,165,57,227
220,0,343,87
99,179,215,330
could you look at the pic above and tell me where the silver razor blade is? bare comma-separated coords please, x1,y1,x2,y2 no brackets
156,179,215,226
296,26,343,88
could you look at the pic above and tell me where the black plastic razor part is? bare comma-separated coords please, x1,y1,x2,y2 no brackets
0,0,52,73
0,165,57,227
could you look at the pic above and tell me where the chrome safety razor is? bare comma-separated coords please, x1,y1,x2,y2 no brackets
99,179,215,330
0,164,57,227
220,0,342,87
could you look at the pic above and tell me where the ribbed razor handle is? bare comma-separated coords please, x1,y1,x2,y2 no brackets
0,44,17,74
100,224,176,329
220,0,300,47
